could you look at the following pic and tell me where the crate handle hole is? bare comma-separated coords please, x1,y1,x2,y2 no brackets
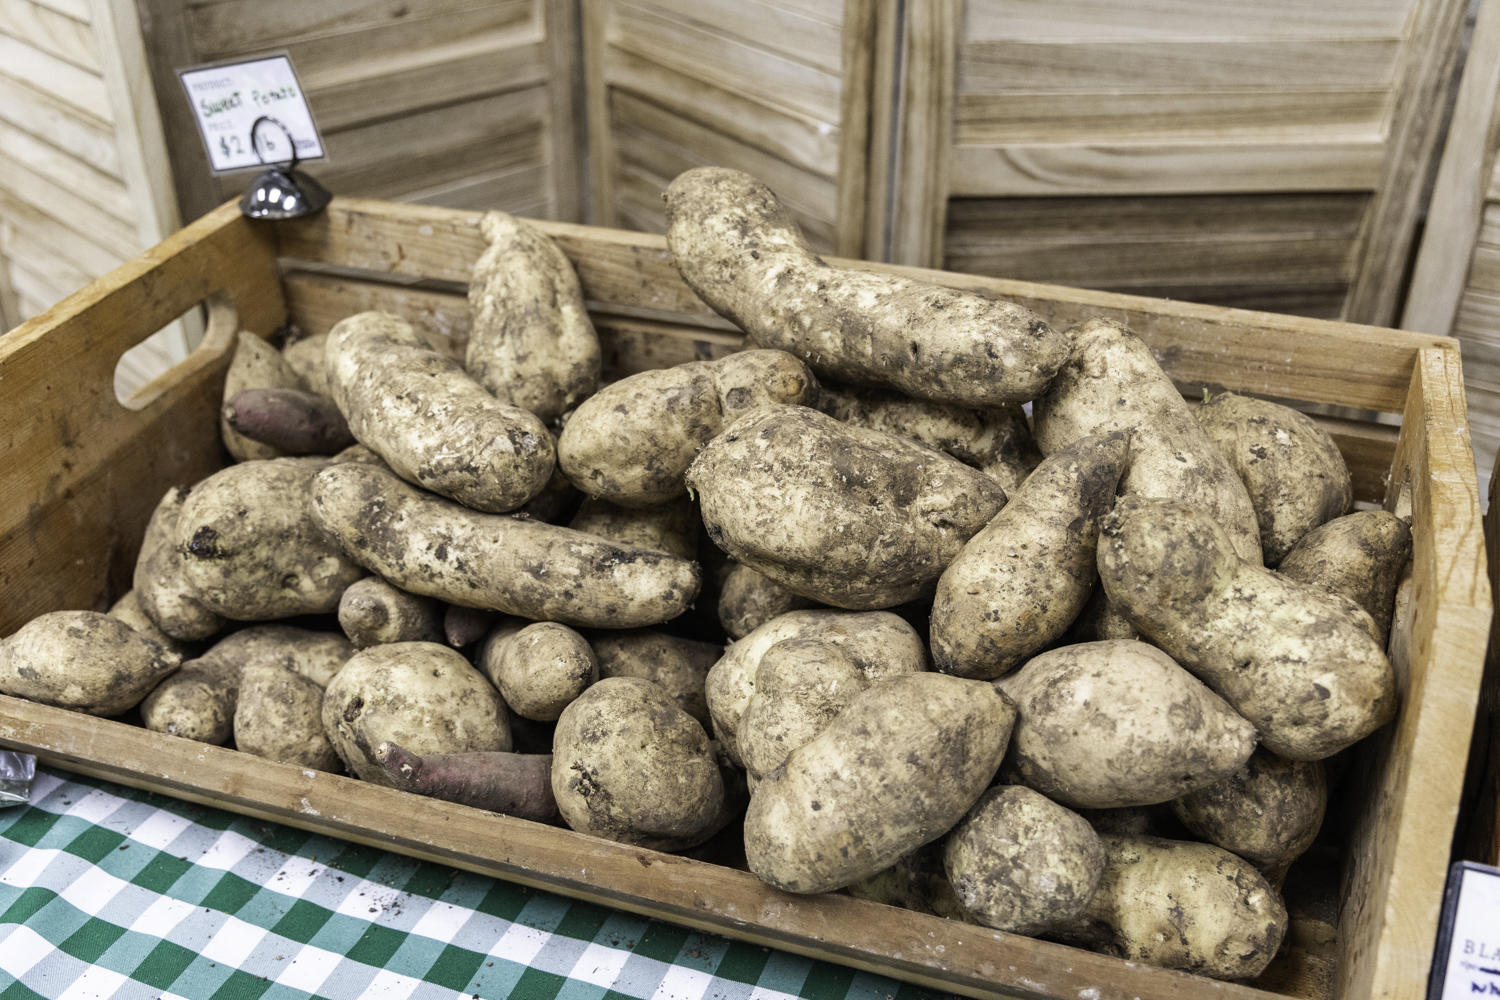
114,294,239,411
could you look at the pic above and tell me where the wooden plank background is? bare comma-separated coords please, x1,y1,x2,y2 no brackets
136,0,583,226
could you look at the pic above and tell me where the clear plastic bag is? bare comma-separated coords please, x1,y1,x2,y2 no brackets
0,751,37,807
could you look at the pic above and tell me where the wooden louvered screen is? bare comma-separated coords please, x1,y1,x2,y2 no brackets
887,0,1467,327
137,0,583,224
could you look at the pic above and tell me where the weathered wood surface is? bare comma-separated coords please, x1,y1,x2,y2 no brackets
137,0,582,225
2,197,1488,1000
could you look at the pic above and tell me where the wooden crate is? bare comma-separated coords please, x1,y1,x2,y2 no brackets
0,197,1489,1000
136,0,583,225
879,0,1467,325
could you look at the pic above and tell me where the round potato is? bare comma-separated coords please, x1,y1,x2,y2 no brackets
945,785,1105,935
687,404,1006,609
1048,835,1287,981
322,642,511,785
234,663,341,771
177,458,366,620
745,673,1016,894
0,611,176,716
478,619,597,721
552,676,731,851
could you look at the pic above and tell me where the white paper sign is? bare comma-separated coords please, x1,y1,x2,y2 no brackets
1434,863,1500,999
178,55,325,174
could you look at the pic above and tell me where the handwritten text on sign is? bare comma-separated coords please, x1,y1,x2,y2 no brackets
179,55,325,174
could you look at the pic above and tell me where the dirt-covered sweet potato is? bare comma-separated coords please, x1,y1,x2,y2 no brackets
312,463,701,628
1171,748,1326,888
704,609,846,766
176,458,366,620
1048,835,1287,981
222,331,307,462
466,211,601,423
568,496,698,559
322,641,511,785
687,404,1006,609
477,619,597,721
326,310,554,512
375,740,557,821
552,676,733,850
588,629,720,729
223,387,354,455
745,673,1015,893
1278,510,1412,646
1033,318,1262,564
817,384,1042,494
738,612,927,781
338,577,444,649
234,663,341,771
140,625,354,743
932,434,1128,679
0,611,176,716
134,486,226,641
1195,391,1352,565
945,785,1105,935
1061,586,1142,644
1099,495,1396,760
108,590,190,665
665,167,1069,407
717,563,817,640
997,640,1257,809
444,606,497,650
558,349,817,508
281,331,332,399
846,841,978,924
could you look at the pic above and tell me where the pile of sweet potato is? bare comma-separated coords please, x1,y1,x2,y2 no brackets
0,167,1412,983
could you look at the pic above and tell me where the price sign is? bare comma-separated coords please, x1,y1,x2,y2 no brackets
1429,861,1500,999
178,54,325,174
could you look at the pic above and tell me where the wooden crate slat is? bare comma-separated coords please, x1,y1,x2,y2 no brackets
1338,347,1493,997
0,0,101,72
955,90,1391,145
0,696,1292,1000
957,38,1401,92
949,139,1387,198
0,204,284,632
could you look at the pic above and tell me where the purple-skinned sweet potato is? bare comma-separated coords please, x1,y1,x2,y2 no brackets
375,741,557,821
223,387,355,455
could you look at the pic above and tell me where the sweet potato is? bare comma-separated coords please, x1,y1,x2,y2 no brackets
222,387,354,455
1278,511,1412,646
338,577,444,649
221,331,306,462
665,167,1069,407
376,740,557,821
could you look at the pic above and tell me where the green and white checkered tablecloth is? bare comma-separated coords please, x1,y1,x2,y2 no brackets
0,767,960,1000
